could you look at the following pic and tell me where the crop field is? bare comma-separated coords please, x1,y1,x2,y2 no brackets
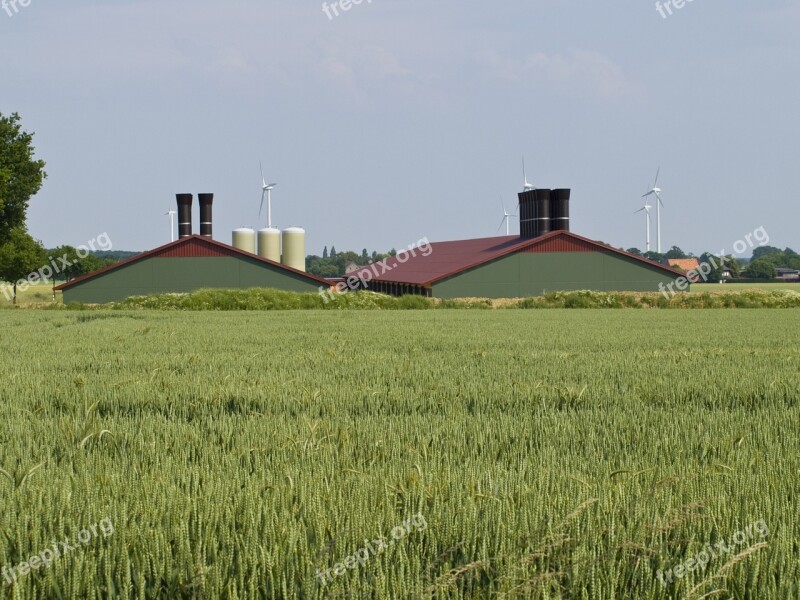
1,309,798,599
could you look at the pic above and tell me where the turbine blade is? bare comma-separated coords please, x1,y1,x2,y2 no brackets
259,189,266,217
496,216,507,234
653,166,660,188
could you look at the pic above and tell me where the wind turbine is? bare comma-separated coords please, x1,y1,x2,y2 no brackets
259,162,278,228
165,209,176,242
642,168,663,253
522,157,536,192
634,201,653,252
496,197,517,236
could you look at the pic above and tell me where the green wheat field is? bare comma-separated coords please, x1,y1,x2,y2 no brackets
1,309,798,598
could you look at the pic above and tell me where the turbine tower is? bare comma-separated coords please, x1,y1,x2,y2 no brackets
259,162,278,228
642,168,663,253
522,157,536,192
496,197,517,236
165,209,176,242
634,202,653,252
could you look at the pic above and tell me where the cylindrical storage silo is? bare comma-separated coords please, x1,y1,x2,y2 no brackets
232,228,256,254
533,189,551,237
281,227,306,272
257,228,281,262
550,189,571,232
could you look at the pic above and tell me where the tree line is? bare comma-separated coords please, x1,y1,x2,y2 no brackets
625,245,799,280
306,246,396,278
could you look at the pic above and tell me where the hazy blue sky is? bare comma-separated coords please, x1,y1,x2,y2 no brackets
2,1,798,257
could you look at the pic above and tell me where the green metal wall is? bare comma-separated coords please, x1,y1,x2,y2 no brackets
62,256,323,303
431,251,685,299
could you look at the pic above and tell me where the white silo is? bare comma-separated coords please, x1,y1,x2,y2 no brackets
232,228,256,254
257,228,282,263
281,227,306,272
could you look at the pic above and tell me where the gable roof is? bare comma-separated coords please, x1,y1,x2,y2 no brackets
54,235,330,291
667,258,701,272
347,230,684,287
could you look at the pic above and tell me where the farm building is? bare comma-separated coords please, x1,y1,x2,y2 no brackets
57,187,686,303
344,230,687,299
55,194,330,303
342,188,687,299
55,235,330,303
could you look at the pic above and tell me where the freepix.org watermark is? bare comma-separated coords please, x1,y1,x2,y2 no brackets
2,0,32,18
318,237,432,303
0,232,113,302
322,0,372,21
2,517,114,587
316,512,427,586
659,226,769,299
656,518,769,588
655,0,697,19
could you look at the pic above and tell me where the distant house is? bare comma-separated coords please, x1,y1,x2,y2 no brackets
776,268,800,281
666,258,702,282
344,261,366,274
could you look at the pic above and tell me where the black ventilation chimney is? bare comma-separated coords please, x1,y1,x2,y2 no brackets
533,189,551,237
198,193,214,238
550,189,570,232
518,190,537,238
176,194,193,238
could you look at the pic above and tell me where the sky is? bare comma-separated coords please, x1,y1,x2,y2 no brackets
2,0,798,258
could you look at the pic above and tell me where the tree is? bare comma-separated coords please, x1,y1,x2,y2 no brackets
746,258,776,280
47,245,82,281
699,253,740,281
322,246,328,259
362,248,368,260
752,246,782,261
664,246,689,259
626,248,643,256
783,248,800,270
643,251,664,263
0,113,47,241
0,228,46,304
330,246,336,258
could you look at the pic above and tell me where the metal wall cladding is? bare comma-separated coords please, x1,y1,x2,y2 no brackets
431,250,682,299
62,255,323,304
176,194,193,238
198,193,214,238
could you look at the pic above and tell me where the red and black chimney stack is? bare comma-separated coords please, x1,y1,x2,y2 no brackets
517,188,570,239
175,193,214,239
176,194,193,239
198,193,214,238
